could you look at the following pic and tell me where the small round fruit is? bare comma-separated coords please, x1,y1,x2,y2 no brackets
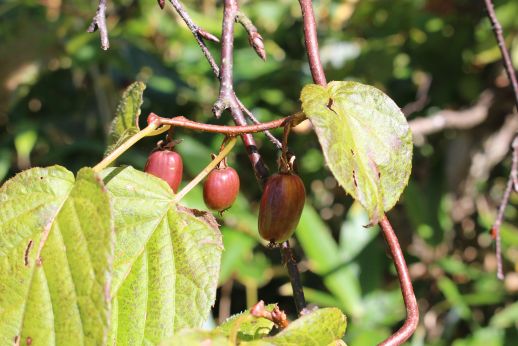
203,166,240,211
145,149,183,192
258,173,305,243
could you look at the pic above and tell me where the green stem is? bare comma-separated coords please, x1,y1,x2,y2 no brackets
172,136,237,203
92,123,171,173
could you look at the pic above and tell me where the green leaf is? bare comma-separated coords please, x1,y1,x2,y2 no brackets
0,166,114,345
297,205,363,318
243,308,347,346
490,301,518,329
105,81,146,157
102,166,223,344
216,304,277,342
159,329,231,346
338,202,379,262
300,81,413,223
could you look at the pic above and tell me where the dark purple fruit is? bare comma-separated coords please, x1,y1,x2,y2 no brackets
203,166,240,211
258,173,305,243
145,149,183,192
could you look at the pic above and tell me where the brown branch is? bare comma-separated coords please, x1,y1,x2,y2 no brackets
235,11,266,60
167,0,220,76
298,0,326,86
409,90,493,145
401,74,432,116
167,0,281,174
280,241,307,314
379,216,419,346
150,113,295,135
491,137,518,280
212,0,270,184
483,0,518,280
237,99,283,149
483,0,518,110
87,0,109,50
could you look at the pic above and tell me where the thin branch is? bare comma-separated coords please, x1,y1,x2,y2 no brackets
280,241,307,314
409,90,493,145
298,0,326,86
237,99,283,149
87,0,109,50
168,0,220,76
379,216,419,346
491,137,518,280
235,11,266,60
483,0,518,110
150,113,295,135
167,0,281,181
212,0,270,184
402,75,432,116
483,0,518,280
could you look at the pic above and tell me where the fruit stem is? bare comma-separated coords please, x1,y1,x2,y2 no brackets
281,241,307,314
92,123,171,173
173,136,237,203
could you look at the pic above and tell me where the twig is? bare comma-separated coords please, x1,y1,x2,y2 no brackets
402,75,432,116
167,0,280,182
93,121,170,172
491,137,518,280
483,0,518,280
483,0,518,109
235,11,266,60
280,241,307,314
212,0,270,184
237,99,283,149
251,300,290,329
87,0,109,50
150,113,296,135
218,279,234,324
298,0,326,86
379,216,419,346
167,0,220,76
409,90,493,145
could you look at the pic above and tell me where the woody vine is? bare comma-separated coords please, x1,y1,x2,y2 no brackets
1,0,517,346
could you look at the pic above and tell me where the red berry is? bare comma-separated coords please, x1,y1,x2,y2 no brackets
203,166,240,211
145,149,183,192
258,173,305,243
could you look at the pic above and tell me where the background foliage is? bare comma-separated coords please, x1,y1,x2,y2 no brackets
1,0,518,344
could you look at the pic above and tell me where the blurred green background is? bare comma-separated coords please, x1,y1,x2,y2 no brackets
1,0,518,344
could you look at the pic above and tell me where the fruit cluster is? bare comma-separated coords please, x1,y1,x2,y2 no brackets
144,141,305,244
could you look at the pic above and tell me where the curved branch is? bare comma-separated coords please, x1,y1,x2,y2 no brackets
483,0,518,110
298,0,326,86
378,216,419,346
483,0,518,280
150,113,295,135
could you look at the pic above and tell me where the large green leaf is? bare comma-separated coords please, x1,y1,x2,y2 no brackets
300,81,412,224
297,205,363,318
102,166,223,344
0,166,114,345
159,307,346,346
243,308,347,346
105,81,146,157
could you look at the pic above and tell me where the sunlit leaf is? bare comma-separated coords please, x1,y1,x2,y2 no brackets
102,166,223,343
0,166,114,345
243,308,347,346
300,81,412,223
105,81,146,156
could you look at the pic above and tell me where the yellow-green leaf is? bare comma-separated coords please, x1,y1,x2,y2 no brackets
105,81,146,157
0,166,114,345
300,81,412,224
